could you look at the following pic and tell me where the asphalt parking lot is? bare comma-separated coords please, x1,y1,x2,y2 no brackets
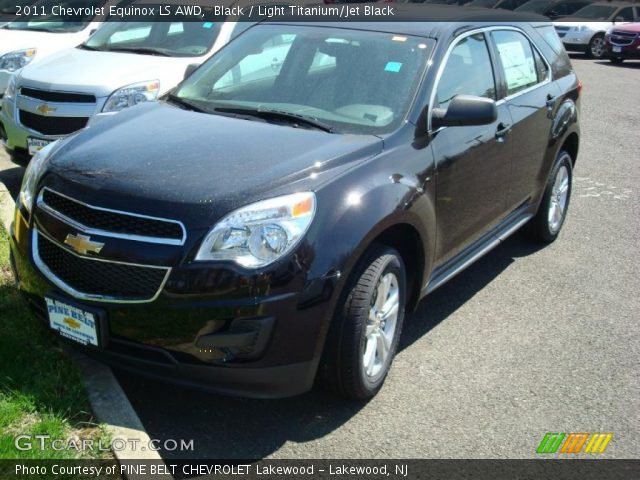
1,56,638,460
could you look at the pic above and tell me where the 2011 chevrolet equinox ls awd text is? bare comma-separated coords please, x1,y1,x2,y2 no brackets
9,14,580,400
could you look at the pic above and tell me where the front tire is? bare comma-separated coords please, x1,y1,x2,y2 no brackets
320,245,406,400
526,151,573,243
587,34,606,59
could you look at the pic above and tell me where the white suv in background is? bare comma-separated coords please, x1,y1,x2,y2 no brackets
0,20,243,164
0,0,115,101
554,1,638,58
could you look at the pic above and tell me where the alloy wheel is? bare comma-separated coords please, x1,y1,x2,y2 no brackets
591,37,605,58
548,164,570,234
362,272,400,379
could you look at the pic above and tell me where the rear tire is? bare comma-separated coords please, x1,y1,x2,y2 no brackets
320,245,406,400
525,151,573,243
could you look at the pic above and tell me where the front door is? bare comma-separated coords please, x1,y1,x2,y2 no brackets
431,32,513,264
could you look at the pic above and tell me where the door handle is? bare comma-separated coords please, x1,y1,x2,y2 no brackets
495,123,511,140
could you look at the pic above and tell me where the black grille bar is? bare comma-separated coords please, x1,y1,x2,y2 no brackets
20,88,96,103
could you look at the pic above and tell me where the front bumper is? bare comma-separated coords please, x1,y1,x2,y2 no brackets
10,201,336,398
606,43,640,60
0,94,39,165
0,88,114,165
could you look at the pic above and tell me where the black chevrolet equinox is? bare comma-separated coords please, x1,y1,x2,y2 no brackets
9,14,580,399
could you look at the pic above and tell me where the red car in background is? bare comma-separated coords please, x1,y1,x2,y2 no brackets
606,22,640,63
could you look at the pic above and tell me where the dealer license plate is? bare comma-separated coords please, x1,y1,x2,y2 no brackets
27,137,51,155
45,298,99,346
612,46,622,53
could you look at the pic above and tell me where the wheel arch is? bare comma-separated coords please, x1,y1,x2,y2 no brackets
560,131,579,166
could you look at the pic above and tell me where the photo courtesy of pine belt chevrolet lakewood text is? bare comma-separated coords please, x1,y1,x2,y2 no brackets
7,10,580,400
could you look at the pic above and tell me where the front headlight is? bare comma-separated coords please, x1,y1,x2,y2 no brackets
195,192,316,268
19,141,56,214
0,48,37,72
102,80,160,112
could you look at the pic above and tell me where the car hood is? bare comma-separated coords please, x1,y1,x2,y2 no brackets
609,22,640,33
43,102,383,229
0,28,88,56
19,48,200,97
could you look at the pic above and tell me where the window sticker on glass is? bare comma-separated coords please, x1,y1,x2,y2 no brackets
496,41,536,92
203,22,214,29
385,61,403,73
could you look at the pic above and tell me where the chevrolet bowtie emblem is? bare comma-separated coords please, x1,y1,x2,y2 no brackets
36,104,57,115
64,234,104,255
63,317,81,329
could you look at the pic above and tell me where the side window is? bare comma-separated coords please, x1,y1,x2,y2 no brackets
616,7,634,22
436,33,496,109
532,47,549,82
492,30,540,96
566,2,589,16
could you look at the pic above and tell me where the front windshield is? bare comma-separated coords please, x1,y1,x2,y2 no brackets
515,0,554,13
174,25,431,135
570,4,616,19
4,0,101,32
83,20,221,57
468,0,499,7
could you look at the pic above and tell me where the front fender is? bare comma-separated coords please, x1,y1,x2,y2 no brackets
298,141,436,357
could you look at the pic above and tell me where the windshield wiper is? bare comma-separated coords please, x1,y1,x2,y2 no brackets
107,47,172,57
78,44,105,52
167,94,208,113
214,107,335,133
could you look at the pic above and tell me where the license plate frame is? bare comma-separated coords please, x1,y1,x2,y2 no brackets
27,137,51,156
45,296,107,347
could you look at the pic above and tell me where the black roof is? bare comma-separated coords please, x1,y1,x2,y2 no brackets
264,5,551,38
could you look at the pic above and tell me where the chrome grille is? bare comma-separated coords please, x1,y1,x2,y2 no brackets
610,31,637,46
38,188,186,245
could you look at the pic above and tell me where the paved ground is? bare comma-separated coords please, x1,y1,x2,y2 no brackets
1,56,638,460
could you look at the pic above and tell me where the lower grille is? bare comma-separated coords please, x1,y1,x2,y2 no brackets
20,110,88,136
35,231,169,302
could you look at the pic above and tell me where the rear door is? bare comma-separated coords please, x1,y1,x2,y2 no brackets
489,28,562,211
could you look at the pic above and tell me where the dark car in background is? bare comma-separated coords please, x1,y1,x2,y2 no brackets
515,0,595,19
467,0,531,10
605,22,640,62
9,12,581,400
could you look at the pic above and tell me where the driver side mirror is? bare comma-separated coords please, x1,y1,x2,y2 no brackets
184,63,200,80
432,95,498,130
613,16,625,23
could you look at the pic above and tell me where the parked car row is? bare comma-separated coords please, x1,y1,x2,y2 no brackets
4,4,583,400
